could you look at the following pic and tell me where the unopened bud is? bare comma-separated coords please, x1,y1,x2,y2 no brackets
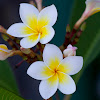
66,24,71,33
80,22,86,31
63,44,77,57
20,47,31,54
0,44,12,60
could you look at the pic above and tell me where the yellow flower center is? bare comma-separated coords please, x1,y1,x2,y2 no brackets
25,15,50,39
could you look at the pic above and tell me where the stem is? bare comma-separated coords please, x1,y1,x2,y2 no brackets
63,28,77,47
55,91,60,100
37,43,44,56
63,95,71,100
74,16,85,30
35,0,42,11
10,50,23,57
0,26,20,49
15,60,24,68
71,29,82,45
70,28,77,40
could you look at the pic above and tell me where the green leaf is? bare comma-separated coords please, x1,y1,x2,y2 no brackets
64,0,100,100
70,0,100,83
0,87,24,100
0,61,19,95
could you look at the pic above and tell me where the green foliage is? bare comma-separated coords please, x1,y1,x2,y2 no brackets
0,87,24,100
0,61,24,99
70,0,100,83
0,61,18,94
63,0,100,100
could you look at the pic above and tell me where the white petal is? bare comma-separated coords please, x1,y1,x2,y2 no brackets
39,74,58,99
43,44,63,66
20,34,40,48
86,0,100,15
40,25,55,44
38,4,58,27
27,61,53,80
7,23,33,37
20,3,39,29
58,56,83,75
58,72,76,94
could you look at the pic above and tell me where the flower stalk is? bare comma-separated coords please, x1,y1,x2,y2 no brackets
72,22,86,45
35,0,43,11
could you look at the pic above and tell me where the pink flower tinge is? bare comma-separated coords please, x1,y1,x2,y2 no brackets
63,44,77,57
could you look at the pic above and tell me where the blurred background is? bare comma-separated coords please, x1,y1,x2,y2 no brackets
0,0,100,100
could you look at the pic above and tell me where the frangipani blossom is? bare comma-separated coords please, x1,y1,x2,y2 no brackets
86,0,100,15
7,3,57,48
75,0,100,29
27,44,83,99
63,44,77,57
0,44,12,60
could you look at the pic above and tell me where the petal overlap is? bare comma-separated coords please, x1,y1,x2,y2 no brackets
20,34,40,48
7,23,33,37
40,25,55,44
38,5,57,27
57,56,83,75
58,72,76,94
39,74,58,99
27,61,53,80
43,44,63,67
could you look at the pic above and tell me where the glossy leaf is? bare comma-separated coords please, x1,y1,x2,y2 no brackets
0,87,24,100
0,61,19,94
64,0,100,100
69,0,100,83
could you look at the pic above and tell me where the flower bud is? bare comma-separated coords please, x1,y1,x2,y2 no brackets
63,44,77,57
20,47,31,54
0,44,12,60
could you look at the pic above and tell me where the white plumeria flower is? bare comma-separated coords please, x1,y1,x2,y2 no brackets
63,44,77,57
85,0,100,16
27,44,83,99
75,0,100,29
0,44,12,60
7,3,57,48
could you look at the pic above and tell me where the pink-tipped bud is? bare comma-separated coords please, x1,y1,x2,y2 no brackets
20,47,31,54
63,44,78,57
0,44,12,60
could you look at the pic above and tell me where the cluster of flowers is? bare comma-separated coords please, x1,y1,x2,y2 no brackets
0,0,100,99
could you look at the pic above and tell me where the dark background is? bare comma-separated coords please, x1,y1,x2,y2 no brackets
0,0,100,100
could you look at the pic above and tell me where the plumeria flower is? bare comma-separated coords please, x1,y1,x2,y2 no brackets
27,44,83,99
7,3,57,48
63,44,77,57
75,0,100,29
0,44,12,60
